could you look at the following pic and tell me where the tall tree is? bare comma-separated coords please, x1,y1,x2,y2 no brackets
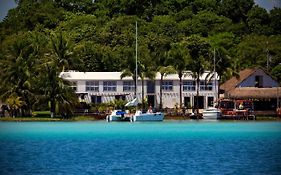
185,35,211,116
0,32,44,116
40,31,79,117
220,0,254,23
50,31,80,72
208,32,237,83
270,8,281,35
168,42,191,109
236,34,281,71
247,5,272,35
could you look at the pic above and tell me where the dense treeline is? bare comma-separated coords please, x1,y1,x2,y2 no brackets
0,0,281,116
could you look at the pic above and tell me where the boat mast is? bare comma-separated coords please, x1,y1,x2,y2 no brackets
135,21,138,99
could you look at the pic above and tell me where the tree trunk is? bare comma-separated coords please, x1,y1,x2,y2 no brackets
142,78,145,110
196,77,200,119
50,98,55,118
160,74,164,110
179,74,183,109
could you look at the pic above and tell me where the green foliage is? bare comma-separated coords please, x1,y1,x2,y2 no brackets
271,65,281,84
6,93,25,117
220,0,254,23
247,5,272,35
2,0,65,33
270,8,281,35
1,0,281,113
168,42,191,108
236,35,281,70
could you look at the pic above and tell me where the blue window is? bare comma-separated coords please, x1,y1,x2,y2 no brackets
183,81,195,91
123,81,135,91
200,81,213,91
162,81,173,91
103,81,117,91
86,81,99,92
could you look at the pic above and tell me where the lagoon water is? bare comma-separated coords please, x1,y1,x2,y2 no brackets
0,121,281,175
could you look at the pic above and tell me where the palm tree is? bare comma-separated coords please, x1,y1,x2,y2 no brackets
157,65,176,110
139,62,156,109
168,43,191,109
208,33,239,99
190,55,209,116
39,61,78,118
153,49,176,110
185,35,211,117
50,31,80,72
0,32,43,116
37,31,79,118
6,94,24,118
120,56,138,97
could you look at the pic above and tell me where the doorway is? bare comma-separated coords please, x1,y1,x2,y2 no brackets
147,95,155,108
184,97,191,108
194,96,204,109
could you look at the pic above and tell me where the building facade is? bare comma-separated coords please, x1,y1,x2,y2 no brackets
60,71,219,109
220,68,280,111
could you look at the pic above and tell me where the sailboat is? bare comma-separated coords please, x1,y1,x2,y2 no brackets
106,21,164,122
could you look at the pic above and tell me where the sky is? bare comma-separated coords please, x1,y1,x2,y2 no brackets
0,0,17,21
0,0,281,21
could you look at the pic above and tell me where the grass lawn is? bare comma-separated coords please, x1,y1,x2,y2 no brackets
0,117,62,122
0,110,100,121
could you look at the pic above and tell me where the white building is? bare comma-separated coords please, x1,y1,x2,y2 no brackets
60,71,219,109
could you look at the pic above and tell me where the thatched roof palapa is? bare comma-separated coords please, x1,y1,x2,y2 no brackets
227,87,281,99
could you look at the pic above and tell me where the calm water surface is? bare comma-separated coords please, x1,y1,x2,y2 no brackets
0,121,281,175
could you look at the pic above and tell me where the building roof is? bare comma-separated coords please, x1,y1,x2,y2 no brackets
220,68,259,92
60,71,219,81
227,87,281,99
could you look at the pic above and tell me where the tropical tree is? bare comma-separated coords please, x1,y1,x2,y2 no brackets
38,61,78,118
270,7,281,35
247,5,272,35
0,32,44,116
157,65,176,110
120,51,138,97
139,56,157,109
50,31,80,72
155,50,176,110
168,42,191,109
271,65,281,84
6,93,24,118
236,34,281,71
208,32,238,97
38,31,79,118
185,35,211,116
219,0,254,23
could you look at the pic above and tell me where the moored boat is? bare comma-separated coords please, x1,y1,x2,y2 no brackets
106,109,164,122
106,110,132,122
132,110,164,122
203,107,222,120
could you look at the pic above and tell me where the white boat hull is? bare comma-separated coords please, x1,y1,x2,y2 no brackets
106,111,164,122
133,112,164,121
203,108,222,120
106,115,132,122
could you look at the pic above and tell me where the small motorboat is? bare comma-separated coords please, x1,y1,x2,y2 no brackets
202,107,222,120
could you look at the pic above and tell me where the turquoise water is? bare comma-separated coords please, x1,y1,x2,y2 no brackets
0,121,281,175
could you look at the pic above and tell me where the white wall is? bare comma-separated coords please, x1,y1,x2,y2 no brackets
66,74,219,109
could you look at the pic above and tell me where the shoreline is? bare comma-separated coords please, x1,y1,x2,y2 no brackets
0,116,280,122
